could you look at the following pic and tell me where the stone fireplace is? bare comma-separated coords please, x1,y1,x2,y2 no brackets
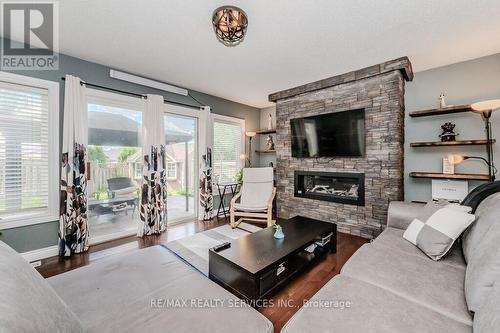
269,57,413,238
295,171,365,206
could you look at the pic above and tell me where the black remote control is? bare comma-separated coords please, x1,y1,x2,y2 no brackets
213,242,231,252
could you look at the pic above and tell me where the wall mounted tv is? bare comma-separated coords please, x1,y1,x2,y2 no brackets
291,109,365,158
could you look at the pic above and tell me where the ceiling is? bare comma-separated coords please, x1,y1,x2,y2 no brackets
53,1,500,108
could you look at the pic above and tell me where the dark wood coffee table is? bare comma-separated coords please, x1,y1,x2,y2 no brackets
208,216,336,301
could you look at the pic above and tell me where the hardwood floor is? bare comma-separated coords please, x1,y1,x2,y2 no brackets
36,218,228,278
36,217,368,332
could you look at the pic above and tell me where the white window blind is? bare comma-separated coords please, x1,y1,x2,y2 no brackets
213,120,243,184
0,75,58,227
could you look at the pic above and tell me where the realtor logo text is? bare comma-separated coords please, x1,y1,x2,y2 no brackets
1,1,59,70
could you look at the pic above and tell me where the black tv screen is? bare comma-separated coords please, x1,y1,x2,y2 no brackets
291,109,365,158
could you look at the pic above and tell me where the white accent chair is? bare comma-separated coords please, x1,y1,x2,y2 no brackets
230,167,276,228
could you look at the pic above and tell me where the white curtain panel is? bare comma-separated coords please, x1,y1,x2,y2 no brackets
138,94,167,237
59,75,89,256
62,75,88,164
142,94,165,152
199,106,214,220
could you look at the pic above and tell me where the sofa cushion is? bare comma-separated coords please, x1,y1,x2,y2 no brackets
281,275,471,333
464,226,500,312
341,243,471,324
402,204,474,261
0,241,84,333
373,227,465,269
49,245,273,333
473,278,500,333
462,192,500,263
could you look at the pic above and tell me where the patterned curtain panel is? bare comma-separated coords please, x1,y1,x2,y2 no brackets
59,143,89,256
138,146,167,236
59,75,89,256
200,149,214,220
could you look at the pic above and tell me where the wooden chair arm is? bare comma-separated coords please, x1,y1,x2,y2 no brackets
267,187,276,209
230,187,243,206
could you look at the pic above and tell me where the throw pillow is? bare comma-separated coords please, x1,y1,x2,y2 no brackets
403,202,475,261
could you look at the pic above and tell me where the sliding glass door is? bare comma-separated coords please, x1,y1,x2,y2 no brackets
164,106,199,224
86,89,143,243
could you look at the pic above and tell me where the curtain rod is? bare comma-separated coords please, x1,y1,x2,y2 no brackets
60,77,204,111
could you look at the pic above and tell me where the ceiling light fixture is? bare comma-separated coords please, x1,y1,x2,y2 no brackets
212,6,248,47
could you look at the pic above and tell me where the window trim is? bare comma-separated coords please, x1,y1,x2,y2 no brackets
0,72,60,229
211,114,245,189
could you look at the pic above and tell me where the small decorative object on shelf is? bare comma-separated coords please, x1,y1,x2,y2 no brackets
439,122,458,142
269,161,274,168
265,135,275,150
268,112,273,130
273,224,284,239
442,157,454,174
439,93,447,108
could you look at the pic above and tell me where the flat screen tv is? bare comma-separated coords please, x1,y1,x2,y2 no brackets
291,109,365,158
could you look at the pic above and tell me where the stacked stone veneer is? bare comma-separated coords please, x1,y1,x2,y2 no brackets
269,57,413,239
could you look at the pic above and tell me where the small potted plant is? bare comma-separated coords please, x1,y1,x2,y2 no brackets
273,223,284,239
236,169,243,188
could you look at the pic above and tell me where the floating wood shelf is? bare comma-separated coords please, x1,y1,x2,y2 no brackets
255,150,276,154
409,104,474,118
410,139,496,147
409,172,491,181
255,129,277,135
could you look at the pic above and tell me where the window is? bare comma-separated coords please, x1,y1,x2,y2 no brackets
212,115,245,184
0,72,59,228
167,162,177,179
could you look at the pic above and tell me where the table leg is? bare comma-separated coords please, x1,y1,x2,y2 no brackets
220,186,229,218
216,185,228,218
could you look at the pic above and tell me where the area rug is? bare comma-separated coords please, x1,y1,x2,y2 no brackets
163,223,262,276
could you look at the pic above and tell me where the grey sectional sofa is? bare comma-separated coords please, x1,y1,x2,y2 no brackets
282,182,500,333
0,243,273,333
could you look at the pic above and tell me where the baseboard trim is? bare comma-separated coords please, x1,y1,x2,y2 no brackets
21,245,58,262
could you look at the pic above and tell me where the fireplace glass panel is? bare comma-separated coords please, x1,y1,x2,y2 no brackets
294,171,365,206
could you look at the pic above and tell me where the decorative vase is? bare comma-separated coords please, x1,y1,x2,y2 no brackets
273,225,285,239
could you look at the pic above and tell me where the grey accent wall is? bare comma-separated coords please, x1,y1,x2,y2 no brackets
405,53,500,202
0,38,260,253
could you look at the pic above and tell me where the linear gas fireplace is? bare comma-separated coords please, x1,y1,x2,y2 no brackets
294,171,365,206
